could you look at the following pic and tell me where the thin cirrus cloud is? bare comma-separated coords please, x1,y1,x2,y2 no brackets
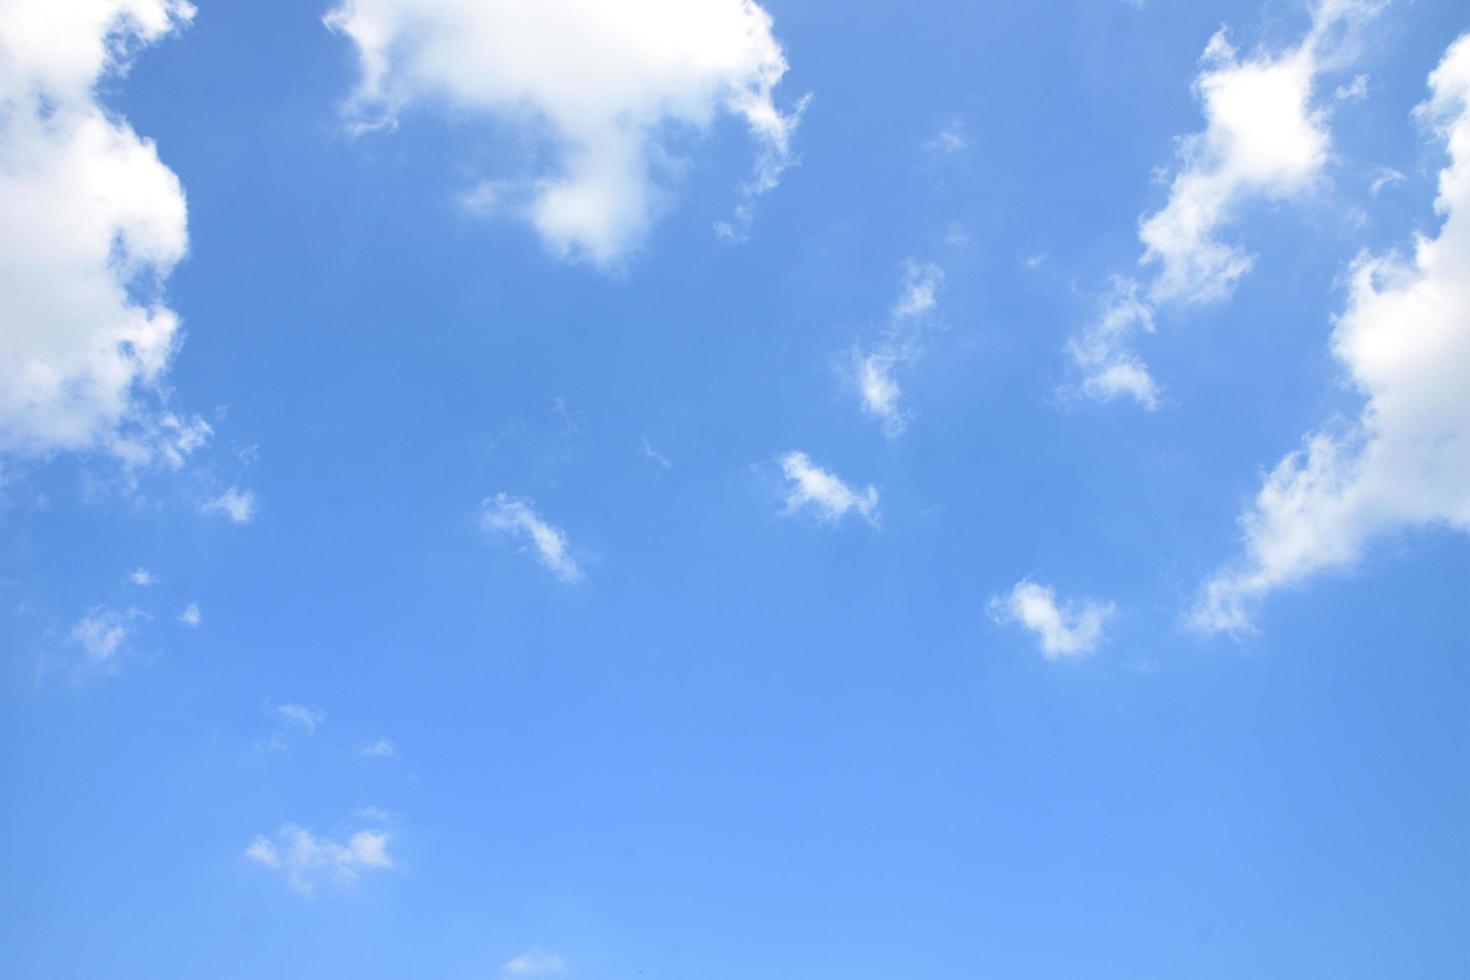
777,451,879,526
324,0,807,267
481,494,584,582
851,259,945,438
1193,33,1470,633
1070,0,1383,408
988,580,1115,659
0,0,210,465
245,823,393,895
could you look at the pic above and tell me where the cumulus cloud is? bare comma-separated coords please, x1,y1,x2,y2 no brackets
777,451,879,526
202,487,256,524
502,951,567,977
988,580,1114,659
127,568,158,586
177,602,202,627
851,260,944,437
1194,34,1470,632
245,823,393,895
481,494,583,582
0,0,205,462
1072,0,1383,406
324,0,805,267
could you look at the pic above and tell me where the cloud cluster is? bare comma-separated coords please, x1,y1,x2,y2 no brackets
1195,33,1470,631
1072,0,1383,407
0,0,203,462
245,823,393,895
989,580,1114,659
778,451,878,526
481,493,583,582
324,0,805,266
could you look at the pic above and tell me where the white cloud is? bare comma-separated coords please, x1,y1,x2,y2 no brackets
177,602,202,627
777,451,878,526
70,605,144,666
359,736,397,759
202,487,256,524
245,823,393,895
1072,0,1383,406
127,568,158,586
1370,166,1406,196
924,117,972,154
274,703,326,735
502,951,566,977
1194,34,1470,632
481,494,583,582
642,438,673,470
851,260,944,437
0,0,203,463
324,0,805,267
1141,2,1381,305
1066,277,1162,410
988,580,1114,659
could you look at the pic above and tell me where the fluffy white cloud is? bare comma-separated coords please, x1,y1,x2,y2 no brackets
502,951,566,977
481,494,583,582
177,602,202,627
989,580,1114,659
127,567,158,586
851,260,944,437
1194,34,1470,632
0,0,204,462
245,823,393,895
1073,0,1382,406
324,0,805,266
778,451,878,526
202,487,256,524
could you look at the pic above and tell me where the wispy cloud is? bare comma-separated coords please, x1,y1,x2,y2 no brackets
642,438,673,470
275,703,326,736
245,823,394,895
501,951,567,977
481,494,583,582
989,580,1114,659
850,260,945,437
70,606,145,667
177,603,202,627
924,116,972,154
359,736,397,759
777,452,879,526
203,487,256,524
127,568,158,586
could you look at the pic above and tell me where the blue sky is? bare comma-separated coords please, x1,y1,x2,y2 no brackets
2,0,1469,977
